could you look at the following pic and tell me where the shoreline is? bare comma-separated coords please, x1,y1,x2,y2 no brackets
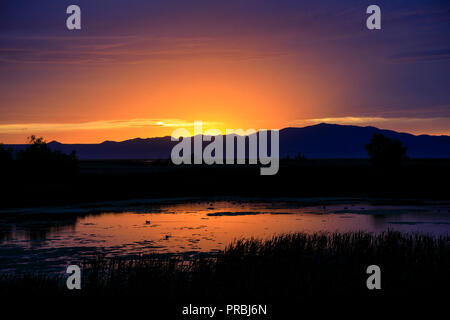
2,159,450,209
1,196,450,215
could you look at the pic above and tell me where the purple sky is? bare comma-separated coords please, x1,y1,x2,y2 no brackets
1,0,449,143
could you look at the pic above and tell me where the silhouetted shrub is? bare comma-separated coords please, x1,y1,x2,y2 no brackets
16,135,78,179
365,133,408,167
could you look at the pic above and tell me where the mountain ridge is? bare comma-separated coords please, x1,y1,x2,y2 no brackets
6,123,450,159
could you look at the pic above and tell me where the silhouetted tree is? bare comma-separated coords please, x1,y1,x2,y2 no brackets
365,133,408,167
16,135,78,178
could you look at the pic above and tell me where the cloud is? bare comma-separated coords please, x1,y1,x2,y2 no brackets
0,35,288,65
290,116,449,126
389,49,450,63
0,119,222,134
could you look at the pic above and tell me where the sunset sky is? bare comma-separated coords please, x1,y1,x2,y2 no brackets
1,0,449,143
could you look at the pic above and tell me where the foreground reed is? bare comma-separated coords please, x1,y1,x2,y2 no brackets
1,231,448,298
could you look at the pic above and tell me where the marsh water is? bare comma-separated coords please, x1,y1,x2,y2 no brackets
1,199,449,273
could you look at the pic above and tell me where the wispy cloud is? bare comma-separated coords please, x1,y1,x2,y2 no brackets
0,35,288,65
290,116,448,126
389,49,450,63
0,119,222,134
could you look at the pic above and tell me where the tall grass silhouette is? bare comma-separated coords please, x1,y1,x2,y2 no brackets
1,231,448,299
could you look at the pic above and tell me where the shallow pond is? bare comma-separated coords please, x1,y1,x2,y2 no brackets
1,199,449,273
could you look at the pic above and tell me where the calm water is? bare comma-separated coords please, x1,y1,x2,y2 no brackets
1,199,449,273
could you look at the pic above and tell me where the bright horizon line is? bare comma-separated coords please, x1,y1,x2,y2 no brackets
1,116,450,144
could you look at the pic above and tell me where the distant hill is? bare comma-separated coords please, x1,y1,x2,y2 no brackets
6,123,450,159
279,123,450,158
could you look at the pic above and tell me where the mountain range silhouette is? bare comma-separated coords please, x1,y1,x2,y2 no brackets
7,123,450,159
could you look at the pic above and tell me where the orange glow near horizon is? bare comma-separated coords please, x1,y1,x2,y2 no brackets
0,53,323,143
1,33,449,143
2,2,450,144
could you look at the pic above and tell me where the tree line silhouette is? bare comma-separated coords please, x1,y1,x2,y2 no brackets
0,132,407,180
0,135,78,180
365,133,408,167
